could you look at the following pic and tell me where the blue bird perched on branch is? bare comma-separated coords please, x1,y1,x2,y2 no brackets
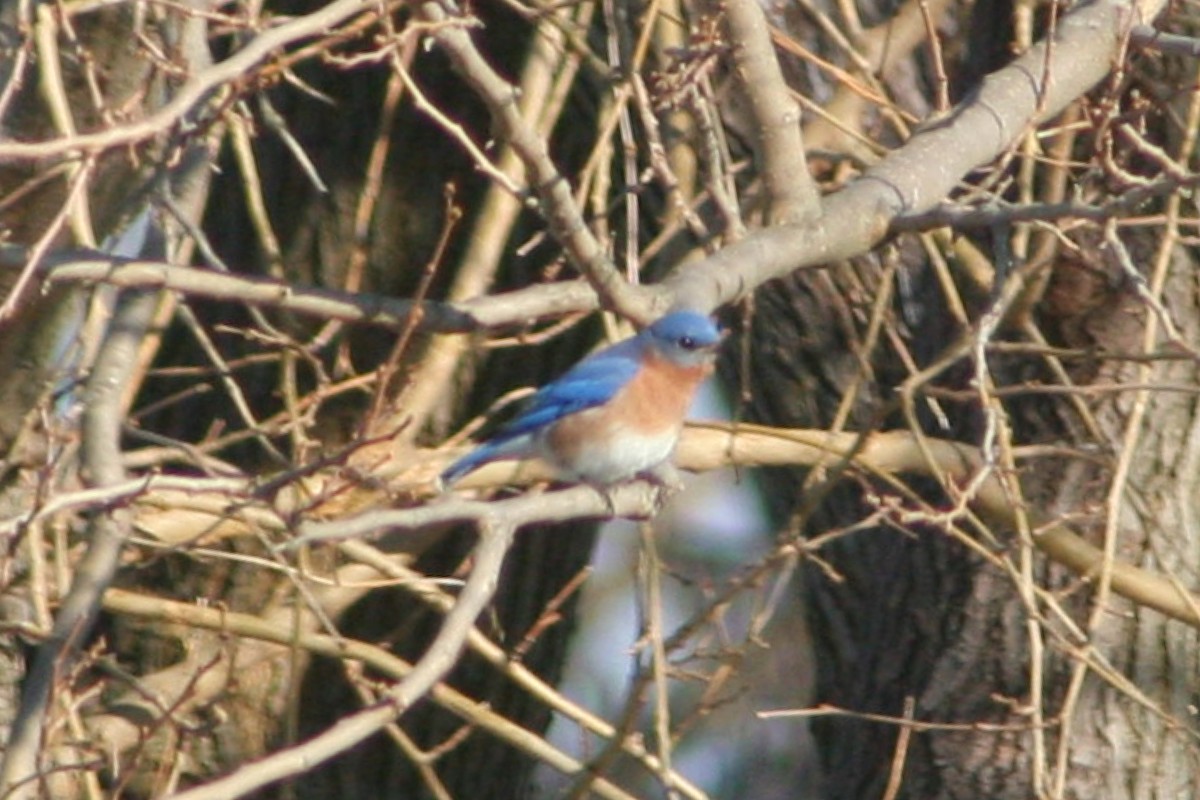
440,311,723,489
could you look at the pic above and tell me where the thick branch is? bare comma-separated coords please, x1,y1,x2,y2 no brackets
666,0,1164,311
678,423,1200,630
285,421,1200,631
292,481,663,546
723,0,820,223
0,290,159,798
7,0,1164,332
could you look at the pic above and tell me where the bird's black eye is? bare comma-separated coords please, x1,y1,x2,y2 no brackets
678,335,697,350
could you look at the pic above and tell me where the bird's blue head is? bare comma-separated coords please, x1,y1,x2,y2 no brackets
645,311,723,368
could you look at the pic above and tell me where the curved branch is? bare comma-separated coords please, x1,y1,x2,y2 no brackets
0,290,160,798
0,0,383,162
3,0,1164,331
677,422,1200,630
418,0,654,319
101,586,672,800
167,519,520,800
21,254,598,333
666,0,1165,311
289,420,1200,631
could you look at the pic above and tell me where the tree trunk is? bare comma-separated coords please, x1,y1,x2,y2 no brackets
737,217,1200,800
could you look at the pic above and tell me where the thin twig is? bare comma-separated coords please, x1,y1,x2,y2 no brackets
419,0,653,319
0,0,388,161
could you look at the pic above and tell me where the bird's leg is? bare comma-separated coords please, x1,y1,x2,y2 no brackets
588,482,619,517
639,462,685,512
583,465,685,519
643,461,684,493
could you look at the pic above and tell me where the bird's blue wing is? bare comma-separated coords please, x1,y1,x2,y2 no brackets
493,339,642,441
439,338,643,487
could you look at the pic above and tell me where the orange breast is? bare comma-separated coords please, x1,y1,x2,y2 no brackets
615,350,712,435
539,350,712,480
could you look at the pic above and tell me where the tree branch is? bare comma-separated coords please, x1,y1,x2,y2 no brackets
90,411,1200,637
291,481,662,547
16,252,599,333
102,585,664,800
723,0,820,223
286,421,1200,631
0,290,160,798
665,0,1165,311
7,0,1166,334
166,519,520,800
418,0,656,319
0,0,385,161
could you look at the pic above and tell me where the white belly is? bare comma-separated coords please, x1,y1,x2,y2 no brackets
538,426,678,484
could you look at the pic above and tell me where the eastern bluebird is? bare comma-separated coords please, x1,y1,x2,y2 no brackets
440,310,723,488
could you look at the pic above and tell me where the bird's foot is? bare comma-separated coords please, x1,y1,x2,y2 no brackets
589,483,620,517
643,462,684,494
585,465,684,519
637,463,685,513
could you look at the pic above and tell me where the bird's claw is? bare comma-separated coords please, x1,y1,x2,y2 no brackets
639,463,685,513
587,483,620,517
585,464,685,518
644,462,684,493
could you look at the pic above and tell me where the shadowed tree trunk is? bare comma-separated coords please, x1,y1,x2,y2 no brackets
731,165,1200,800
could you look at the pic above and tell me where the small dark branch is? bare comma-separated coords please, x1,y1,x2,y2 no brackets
364,190,462,434
917,0,950,112
1130,23,1200,57
892,171,1200,230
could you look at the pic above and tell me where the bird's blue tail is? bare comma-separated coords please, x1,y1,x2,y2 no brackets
439,448,493,489
439,433,534,490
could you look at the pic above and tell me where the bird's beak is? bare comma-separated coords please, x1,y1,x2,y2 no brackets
699,333,725,356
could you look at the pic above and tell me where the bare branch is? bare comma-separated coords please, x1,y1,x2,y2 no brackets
292,481,663,547
666,0,1167,310
101,584,661,800
385,7,596,437
166,519,520,800
418,0,655,319
0,0,386,162
282,420,1200,630
674,422,1200,630
1130,23,1200,57
0,289,159,798
722,0,820,223
20,253,599,332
